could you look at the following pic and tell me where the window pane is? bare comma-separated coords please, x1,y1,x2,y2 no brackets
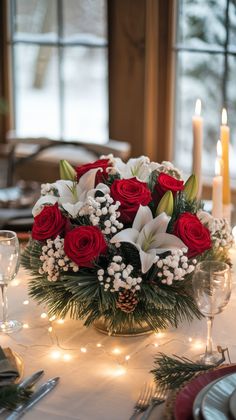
175,51,224,176
14,0,58,41
229,0,236,50
14,45,60,138
177,0,226,50
63,0,107,42
63,47,108,142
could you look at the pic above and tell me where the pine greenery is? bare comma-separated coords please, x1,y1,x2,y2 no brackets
22,238,202,334
151,353,216,391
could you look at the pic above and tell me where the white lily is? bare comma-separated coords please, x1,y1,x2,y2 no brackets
114,156,154,181
111,205,186,273
32,168,110,218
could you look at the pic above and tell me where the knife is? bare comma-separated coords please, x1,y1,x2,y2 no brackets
18,370,44,390
6,377,60,420
0,371,44,416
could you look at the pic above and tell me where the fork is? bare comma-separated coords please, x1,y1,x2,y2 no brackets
129,382,154,420
140,386,166,420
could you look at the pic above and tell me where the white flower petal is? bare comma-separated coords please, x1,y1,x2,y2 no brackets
139,248,157,273
53,180,74,202
151,232,187,252
133,206,153,232
32,195,58,216
110,228,139,244
87,183,110,199
62,202,83,218
137,212,171,248
78,167,102,193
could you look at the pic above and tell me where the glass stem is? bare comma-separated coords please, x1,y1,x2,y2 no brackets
206,316,214,355
0,285,8,325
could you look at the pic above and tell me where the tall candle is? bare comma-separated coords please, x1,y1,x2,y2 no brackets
220,108,231,205
212,159,223,219
192,99,203,198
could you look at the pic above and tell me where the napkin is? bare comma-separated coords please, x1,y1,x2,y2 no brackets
0,347,19,385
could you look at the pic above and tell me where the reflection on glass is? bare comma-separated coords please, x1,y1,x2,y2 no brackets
175,51,224,175
0,231,22,333
63,47,108,142
63,0,107,40
14,0,58,38
177,0,226,48
14,45,60,138
192,261,231,365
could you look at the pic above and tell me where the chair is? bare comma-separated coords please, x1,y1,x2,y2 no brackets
0,137,131,231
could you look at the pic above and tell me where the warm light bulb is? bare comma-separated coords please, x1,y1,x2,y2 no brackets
113,366,126,377
125,355,130,361
51,350,61,359
96,343,102,348
23,323,29,329
48,326,53,332
154,343,159,348
63,354,72,362
216,140,222,158
188,337,193,342
195,99,201,116
23,300,29,305
49,315,56,322
40,312,47,319
112,348,121,355
80,347,87,353
57,319,64,324
222,108,227,125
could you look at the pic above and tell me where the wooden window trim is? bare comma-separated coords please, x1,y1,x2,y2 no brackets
108,0,176,162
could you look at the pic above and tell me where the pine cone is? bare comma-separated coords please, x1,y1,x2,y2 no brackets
116,290,138,313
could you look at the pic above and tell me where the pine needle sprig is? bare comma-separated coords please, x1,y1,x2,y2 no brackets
151,353,215,391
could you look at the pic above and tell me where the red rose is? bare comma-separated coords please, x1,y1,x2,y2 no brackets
173,212,211,258
110,178,151,223
32,204,67,241
154,172,184,204
76,158,110,185
64,226,107,267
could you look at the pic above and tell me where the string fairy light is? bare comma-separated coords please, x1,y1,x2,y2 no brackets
18,305,218,373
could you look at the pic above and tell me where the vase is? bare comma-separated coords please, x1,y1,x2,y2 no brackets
93,318,153,337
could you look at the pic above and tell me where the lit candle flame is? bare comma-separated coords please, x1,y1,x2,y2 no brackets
195,99,201,116
215,159,221,176
222,108,227,125
217,140,222,158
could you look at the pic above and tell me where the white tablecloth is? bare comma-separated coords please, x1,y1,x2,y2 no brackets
2,249,236,420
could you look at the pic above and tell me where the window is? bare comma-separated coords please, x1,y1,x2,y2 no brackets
174,0,236,177
9,0,108,143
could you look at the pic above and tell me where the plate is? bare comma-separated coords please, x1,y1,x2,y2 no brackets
201,372,236,420
229,388,236,419
174,364,236,420
192,378,220,420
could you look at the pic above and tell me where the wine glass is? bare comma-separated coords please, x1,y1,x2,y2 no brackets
0,230,22,333
192,260,231,365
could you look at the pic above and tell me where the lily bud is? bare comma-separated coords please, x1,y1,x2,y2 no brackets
59,160,76,181
184,174,198,201
156,191,174,217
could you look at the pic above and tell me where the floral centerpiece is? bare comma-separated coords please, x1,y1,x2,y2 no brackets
22,156,233,335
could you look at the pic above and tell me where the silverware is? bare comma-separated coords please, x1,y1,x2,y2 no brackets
129,383,154,420
140,387,166,420
0,370,44,415
6,377,60,420
18,370,44,389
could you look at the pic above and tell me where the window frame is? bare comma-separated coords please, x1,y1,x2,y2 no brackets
8,0,108,140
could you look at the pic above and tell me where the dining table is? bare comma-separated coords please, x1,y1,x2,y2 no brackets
1,248,236,420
